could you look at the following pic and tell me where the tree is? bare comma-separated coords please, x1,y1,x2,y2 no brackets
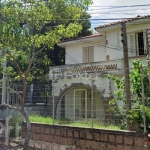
45,11,92,66
106,59,150,131
0,0,92,149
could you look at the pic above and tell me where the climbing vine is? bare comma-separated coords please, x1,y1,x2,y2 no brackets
106,59,150,131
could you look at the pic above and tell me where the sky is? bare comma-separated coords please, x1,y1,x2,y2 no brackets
89,0,150,28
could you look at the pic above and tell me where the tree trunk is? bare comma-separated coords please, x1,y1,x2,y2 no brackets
21,78,31,150
21,107,31,150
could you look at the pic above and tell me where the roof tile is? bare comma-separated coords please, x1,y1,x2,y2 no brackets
95,15,150,29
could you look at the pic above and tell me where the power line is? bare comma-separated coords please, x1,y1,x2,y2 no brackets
66,53,80,63
89,4,150,8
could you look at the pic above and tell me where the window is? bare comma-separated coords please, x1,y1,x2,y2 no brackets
128,30,147,56
82,46,94,63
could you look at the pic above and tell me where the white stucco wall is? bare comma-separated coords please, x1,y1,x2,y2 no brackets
105,28,123,60
65,37,106,64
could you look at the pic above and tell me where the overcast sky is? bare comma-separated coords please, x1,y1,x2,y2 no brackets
89,0,150,28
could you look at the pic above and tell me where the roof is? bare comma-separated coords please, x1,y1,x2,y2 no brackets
60,33,102,43
95,15,150,30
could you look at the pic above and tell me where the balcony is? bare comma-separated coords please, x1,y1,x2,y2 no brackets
49,55,148,78
49,59,124,78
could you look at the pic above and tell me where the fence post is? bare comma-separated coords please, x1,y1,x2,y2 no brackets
52,79,55,125
91,79,94,129
141,68,146,133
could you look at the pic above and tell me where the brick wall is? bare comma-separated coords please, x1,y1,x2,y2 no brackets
22,122,149,150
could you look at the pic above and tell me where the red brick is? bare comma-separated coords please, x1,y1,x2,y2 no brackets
101,133,108,142
124,137,133,145
80,140,86,146
61,129,67,136
48,135,52,142
73,139,80,146
40,134,45,140
111,145,117,150
101,142,110,149
86,132,93,140
80,131,85,139
32,133,37,140
52,135,57,143
85,140,92,148
68,130,73,137
57,136,62,144
116,135,123,144
117,145,124,150
94,133,100,141
32,126,36,133
56,129,61,135
45,127,50,134
109,135,115,143
51,128,55,135
36,126,40,133
68,138,73,145
40,126,45,134
135,137,143,147
74,131,79,138
124,146,132,150
62,137,68,145
91,141,98,149
36,134,40,140
44,134,49,142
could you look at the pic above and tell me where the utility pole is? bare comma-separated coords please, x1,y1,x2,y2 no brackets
121,22,132,130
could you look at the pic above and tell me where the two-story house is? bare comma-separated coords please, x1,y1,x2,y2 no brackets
49,15,150,122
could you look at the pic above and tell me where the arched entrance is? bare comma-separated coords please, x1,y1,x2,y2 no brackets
56,85,105,120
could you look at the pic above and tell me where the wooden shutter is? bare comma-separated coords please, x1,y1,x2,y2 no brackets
128,34,135,56
89,46,94,62
82,47,88,63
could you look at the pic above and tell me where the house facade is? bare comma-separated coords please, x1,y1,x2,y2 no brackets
49,15,150,122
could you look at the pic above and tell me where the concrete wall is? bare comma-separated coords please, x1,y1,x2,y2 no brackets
22,123,150,150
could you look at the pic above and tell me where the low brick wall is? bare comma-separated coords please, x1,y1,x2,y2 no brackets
22,122,149,150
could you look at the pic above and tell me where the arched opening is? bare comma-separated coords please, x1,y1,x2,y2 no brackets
56,86,105,120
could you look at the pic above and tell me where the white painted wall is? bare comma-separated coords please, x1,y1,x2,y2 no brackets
105,28,123,60
65,37,106,64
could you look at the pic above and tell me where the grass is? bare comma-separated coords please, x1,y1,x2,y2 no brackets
29,115,121,130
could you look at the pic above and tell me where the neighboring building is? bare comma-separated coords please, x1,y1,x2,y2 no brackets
49,15,150,122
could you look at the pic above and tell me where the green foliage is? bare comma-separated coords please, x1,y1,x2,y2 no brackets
106,59,150,132
29,115,120,130
0,0,93,105
0,0,84,81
